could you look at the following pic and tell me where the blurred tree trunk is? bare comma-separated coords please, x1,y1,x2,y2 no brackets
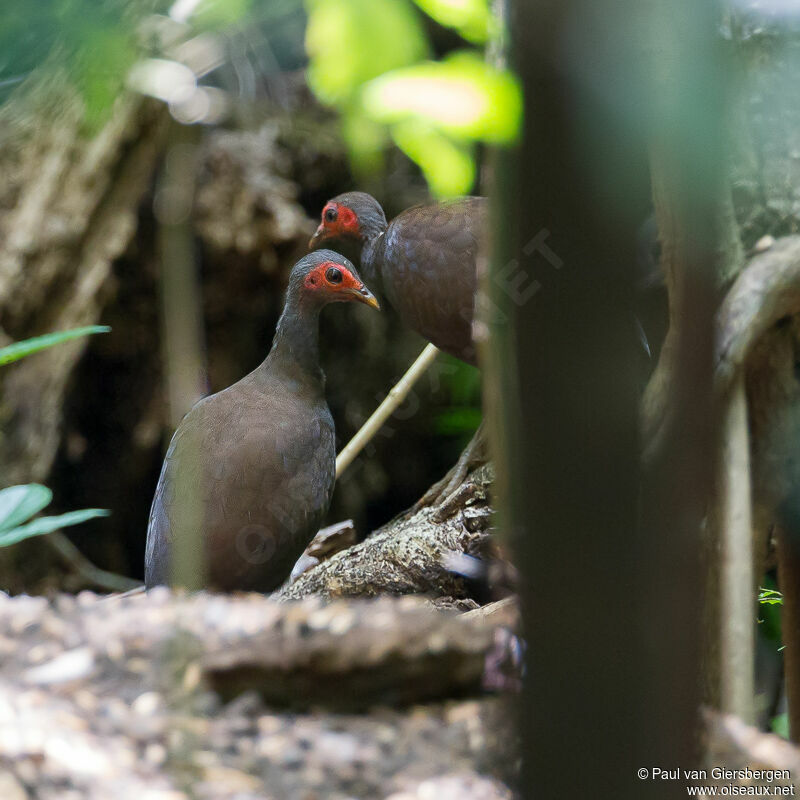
486,0,743,794
0,86,169,589
735,20,800,741
488,1,665,796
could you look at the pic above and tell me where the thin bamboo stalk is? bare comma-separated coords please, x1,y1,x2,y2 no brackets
335,344,440,478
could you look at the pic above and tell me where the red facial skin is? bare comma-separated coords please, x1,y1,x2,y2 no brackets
303,261,379,309
309,203,361,248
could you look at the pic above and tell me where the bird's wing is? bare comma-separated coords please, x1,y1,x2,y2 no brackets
145,385,335,590
382,197,486,362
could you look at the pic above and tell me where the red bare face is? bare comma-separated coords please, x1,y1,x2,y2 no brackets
303,260,379,309
309,203,360,248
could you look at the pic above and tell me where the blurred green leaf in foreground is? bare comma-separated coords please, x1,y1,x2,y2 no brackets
304,0,521,197
0,1,166,126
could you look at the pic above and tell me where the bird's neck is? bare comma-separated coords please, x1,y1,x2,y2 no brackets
261,298,324,387
361,211,388,243
361,231,386,296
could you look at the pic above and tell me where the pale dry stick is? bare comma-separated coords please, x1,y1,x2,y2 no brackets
335,344,440,479
719,374,755,723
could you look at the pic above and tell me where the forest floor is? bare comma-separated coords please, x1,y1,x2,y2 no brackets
0,591,518,800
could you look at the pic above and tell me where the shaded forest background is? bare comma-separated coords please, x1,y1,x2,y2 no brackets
0,0,494,592
3,1,800,796
0,3,799,620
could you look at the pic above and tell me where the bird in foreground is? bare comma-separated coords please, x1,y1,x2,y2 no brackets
309,191,486,365
145,250,379,592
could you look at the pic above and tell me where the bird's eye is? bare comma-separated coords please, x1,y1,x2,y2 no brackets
324,207,338,223
325,267,343,284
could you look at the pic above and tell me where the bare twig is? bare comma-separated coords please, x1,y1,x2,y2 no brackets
335,343,440,478
463,596,519,628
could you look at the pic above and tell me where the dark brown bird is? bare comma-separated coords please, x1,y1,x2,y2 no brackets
309,192,486,365
145,250,379,592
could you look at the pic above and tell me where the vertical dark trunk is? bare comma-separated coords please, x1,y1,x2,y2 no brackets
777,527,800,741
490,1,647,795
489,0,721,795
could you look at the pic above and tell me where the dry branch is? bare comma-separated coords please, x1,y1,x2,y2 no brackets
718,375,755,722
279,463,494,601
335,343,440,478
715,236,800,395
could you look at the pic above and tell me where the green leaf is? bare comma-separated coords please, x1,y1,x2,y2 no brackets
0,508,110,548
758,587,783,605
363,51,522,143
772,712,790,740
0,484,53,532
0,326,110,366
391,121,475,197
305,0,428,105
411,0,494,44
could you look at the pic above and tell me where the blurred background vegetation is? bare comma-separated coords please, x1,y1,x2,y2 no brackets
0,0,519,591
0,0,799,757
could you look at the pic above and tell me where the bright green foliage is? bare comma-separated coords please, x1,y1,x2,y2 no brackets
340,109,392,175
0,326,110,366
391,121,475,196
758,582,784,661
305,0,429,176
306,0,428,105
411,0,494,44
757,582,785,738
304,0,521,197
758,587,783,606
0,484,108,548
363,51,522,142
